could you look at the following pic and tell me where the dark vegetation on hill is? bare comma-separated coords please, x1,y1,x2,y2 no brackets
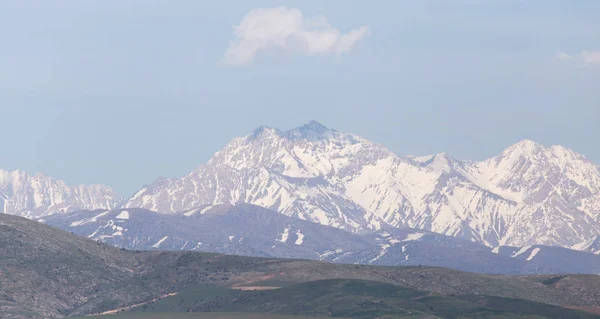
1,213,600,319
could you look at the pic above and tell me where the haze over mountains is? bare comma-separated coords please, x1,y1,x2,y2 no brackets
2,121,600,257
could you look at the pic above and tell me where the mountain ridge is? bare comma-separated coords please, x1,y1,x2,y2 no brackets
41,204,600,275
122,121,600,250
0,169,121,218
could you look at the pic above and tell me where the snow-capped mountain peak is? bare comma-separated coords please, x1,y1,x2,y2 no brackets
249,125,283,140
122,122,600,250
284,120,333,140
0,169,122,218
503,139,543,155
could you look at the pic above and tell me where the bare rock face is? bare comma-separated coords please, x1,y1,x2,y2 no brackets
0,169,121,218
124,121,600,249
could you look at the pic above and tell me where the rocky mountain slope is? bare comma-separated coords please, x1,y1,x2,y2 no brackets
0,169,121,218
123,121,600,249
573,235,600,255
43,204,600,275
3,213,600,319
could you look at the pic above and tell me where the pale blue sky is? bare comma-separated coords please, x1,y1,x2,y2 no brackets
1,0,599,195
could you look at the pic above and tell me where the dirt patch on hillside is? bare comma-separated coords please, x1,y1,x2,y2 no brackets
231,286,281,291
87,292,178,316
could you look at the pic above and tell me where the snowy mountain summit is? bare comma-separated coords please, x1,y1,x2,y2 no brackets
0,169,121,218
124,121,600,250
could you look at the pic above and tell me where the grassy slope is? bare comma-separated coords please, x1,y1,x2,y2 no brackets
123,279,597,319
73,313,340,319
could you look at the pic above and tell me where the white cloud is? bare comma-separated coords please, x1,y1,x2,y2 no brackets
556,50,600,65
581,51,600,65
221,7,369,66
556,52,572,60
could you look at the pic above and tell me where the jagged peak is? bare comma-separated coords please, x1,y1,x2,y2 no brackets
417,152,460,173
408,152,456,166
433,152,454,160
245,121,337,142
248,125,284,140
0,168,25,176
496,140,592,166
298,120,330,133
284,120,334,140
506,139,544,152
494,139,548,162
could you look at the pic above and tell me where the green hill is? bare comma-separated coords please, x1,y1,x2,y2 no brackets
121,279,596,319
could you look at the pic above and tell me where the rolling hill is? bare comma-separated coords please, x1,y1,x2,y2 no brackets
2,213,600,318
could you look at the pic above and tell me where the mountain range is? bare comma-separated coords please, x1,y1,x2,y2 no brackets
0,169,120,218
2,121,600,256
123,121,600,250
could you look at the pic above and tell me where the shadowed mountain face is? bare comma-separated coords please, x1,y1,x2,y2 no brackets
3,213,600,319
121,122,600,250
43,204,600,275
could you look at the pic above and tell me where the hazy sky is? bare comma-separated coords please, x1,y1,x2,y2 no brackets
1,0,599,195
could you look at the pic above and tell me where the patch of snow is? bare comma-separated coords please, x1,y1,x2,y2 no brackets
511,245,532,258
277,227,290,243
151,236,169,248
295,230,304,245
70,210,110,227
319,249,344,260
402,232,425,242
183,204,215,216
130,187,148,201
116,210,129,220
200,205,214,215
369,244,391,263
526,248,541,261
183,208,198,216
572,236,599,252
70,220,85,227
88,228,101,238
